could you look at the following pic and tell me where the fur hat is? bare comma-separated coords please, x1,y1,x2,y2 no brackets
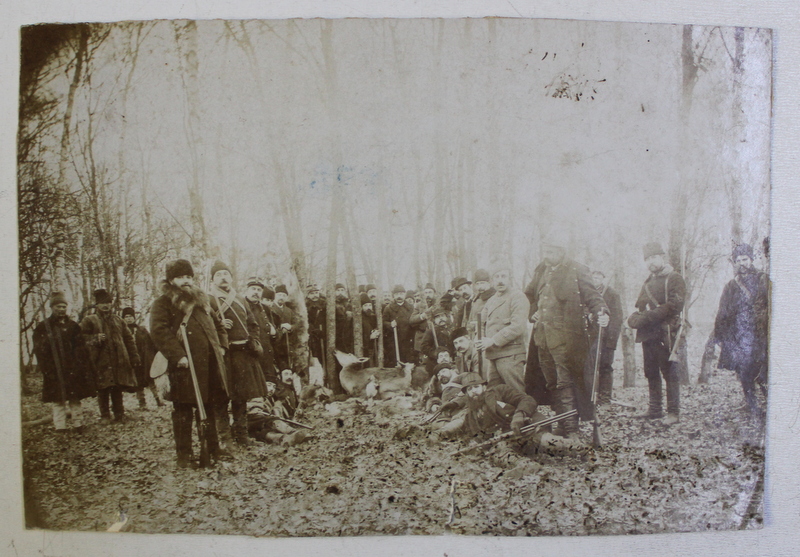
473,269,490,283
306,283,320,293
210,260,230,278
360,292,371,306
450,327,469,343
335,283,347,291
121,307,136,319
365,283,377,292
489,258,512,277
93,288,113,305
405,289,416,298
392,284,406,294
643,242,665,260
246,276,266,289
166,259,194,282
732,243,755,259
274,284,288,295
49,291,68,307
424,283,436,292
460,372,487,391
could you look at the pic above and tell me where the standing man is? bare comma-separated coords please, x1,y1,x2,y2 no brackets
121,307,163,409
244,277,279,384
467,269,495,339
475,262,530,394
33,292,96,432
360,292,380,365
80,289,140,423
587,270,624,406
335,283,354,354
525,234,609,440
712,243,769,418
409,284,437,365
208,260,268,447
150,259,230,467
627,242,686,425
272,284,300,374
382,285,415,366
305,284,326,366
451,277,473,329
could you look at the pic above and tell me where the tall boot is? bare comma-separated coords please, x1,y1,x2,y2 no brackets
637,377,663,419
560,386,580,437
666,377,680,417
98,388,111,420
172,407,195,468
149,384,164,407
214,401,234,452
597,367,613,406
205,404,233,460
231,401,251,447
136,390,147,409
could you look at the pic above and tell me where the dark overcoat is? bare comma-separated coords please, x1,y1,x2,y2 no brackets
382,300,415,362
150,283,229,404
713,268,768,373
33,315,96,403
209,289,268,401
247,298,278,383
523,258,608,417
80,312,140,391
628,265,686,345
129,324,157,388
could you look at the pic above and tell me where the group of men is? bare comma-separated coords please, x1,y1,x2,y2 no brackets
32,234,769,467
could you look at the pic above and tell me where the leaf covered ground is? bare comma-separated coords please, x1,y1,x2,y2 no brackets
21,369,765,537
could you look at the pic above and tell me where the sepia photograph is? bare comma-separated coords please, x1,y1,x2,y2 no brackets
10,6,784,552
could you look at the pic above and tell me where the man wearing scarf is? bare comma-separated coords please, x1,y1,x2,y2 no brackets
712,243,769,418
208,260,268,447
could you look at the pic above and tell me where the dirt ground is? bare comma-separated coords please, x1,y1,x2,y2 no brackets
20,368,765,537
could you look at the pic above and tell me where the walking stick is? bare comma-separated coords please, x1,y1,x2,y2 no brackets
180,322,211,468
591,326,604,448
392,322,401,366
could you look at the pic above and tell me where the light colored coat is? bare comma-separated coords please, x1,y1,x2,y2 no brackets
480,289,530,360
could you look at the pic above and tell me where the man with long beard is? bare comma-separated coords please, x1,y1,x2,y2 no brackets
150,259,230,467
208,260,268,447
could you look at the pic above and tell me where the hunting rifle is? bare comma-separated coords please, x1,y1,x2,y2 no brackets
590,326,604,448
180,321,211,468
450,409,578,456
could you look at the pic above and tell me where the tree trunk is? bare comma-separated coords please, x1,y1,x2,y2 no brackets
341,211,363,357
614,227,637,388
325,196,343,394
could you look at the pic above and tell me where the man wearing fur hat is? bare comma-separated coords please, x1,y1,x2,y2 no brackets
80,289,141,422
712,243,769,419
33,292,96,431
150,259,230,467
207,260,268,446
244,277,279,384
475,262,531,395
382,285,415,366
524,232,609,440
627,242,686,424
121,307,163,409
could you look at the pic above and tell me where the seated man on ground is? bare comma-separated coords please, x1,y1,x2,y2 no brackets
247,369,309,445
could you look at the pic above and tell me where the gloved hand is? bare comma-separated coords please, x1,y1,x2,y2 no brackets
511,413,526,437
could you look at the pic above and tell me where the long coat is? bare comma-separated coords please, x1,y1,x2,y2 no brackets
80,312,140,391
306,298,327,361
382,300,415,363
209,288,268,401
335,299,354,353
713,267,768,373
150,283,229,405
271,302,301,368
33,315,96,403
129,324,157,388
248,299,278,383
590,285,624,350
523,258,608,414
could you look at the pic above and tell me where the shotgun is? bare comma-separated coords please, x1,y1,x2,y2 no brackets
180,322,211,468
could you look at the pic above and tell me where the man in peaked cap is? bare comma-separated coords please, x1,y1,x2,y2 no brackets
208,260,267,447
627,242,686,425
80,288,140,422
382,284,415,366
33,292,96,431
524,232,609,441
712,243,769,419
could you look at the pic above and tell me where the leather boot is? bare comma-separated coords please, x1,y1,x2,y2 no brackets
597,369,613,406
172,408,195,469
637,377,663,419
231,401,251,446
205,405,233,461
560,386,580,437
214,401,234,451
